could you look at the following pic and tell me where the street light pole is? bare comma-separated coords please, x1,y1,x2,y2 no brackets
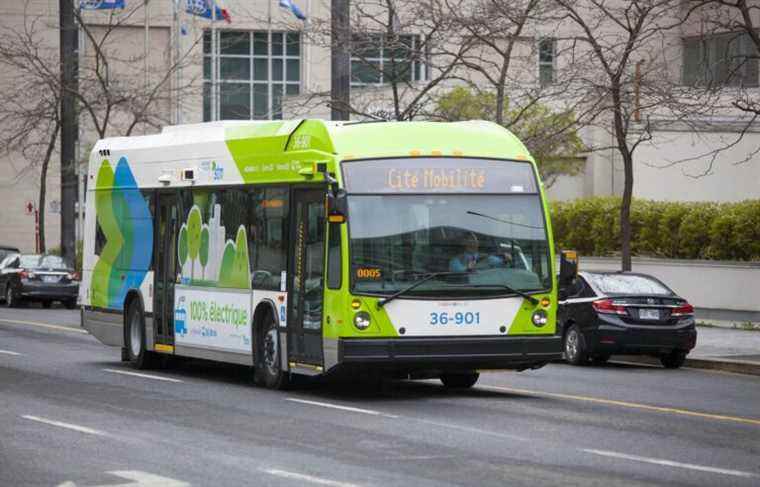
330,0,350,120
60,0,78,264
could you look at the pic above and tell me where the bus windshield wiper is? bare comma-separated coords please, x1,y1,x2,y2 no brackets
469,284,540,305
466,210,543,230
376,271,468,308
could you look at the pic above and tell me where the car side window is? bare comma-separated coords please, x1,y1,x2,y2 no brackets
578,277,597,298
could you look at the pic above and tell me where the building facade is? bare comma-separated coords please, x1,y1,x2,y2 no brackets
1,0,759,253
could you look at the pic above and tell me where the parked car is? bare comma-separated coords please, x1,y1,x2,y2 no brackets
0,254,79,309
558,271,697,369
0,245,20,263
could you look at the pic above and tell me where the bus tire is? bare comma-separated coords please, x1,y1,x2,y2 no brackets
564,324,588,365
125,300,157,370
440,372,479,389
255,311,289,390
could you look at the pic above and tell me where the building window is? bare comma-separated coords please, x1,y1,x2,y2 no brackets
204,30,301,121
683,32,758,87
538,38,556,87
351,34,428,86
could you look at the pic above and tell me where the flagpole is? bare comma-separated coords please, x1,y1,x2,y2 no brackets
144,0,150,94
211,0,217,121
305,0,311,93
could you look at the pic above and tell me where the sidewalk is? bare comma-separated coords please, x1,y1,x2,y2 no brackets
616,325,760,376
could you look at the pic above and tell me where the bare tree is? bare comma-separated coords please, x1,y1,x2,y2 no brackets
0,1,201,252
0,15,62,252
296,0,470,120
554,0,701,271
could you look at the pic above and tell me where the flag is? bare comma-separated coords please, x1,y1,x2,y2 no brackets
79,0,125,9
279,0,306,21
185,0,231,23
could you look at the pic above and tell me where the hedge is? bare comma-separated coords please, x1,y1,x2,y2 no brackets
550,197,760,261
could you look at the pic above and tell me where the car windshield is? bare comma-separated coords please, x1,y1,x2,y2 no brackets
348,194,551,297
19,255,42,268
585,273,672,295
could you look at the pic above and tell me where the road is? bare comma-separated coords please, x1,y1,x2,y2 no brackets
1,306,759,487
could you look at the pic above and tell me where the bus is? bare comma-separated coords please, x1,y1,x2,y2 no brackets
80,119,563,389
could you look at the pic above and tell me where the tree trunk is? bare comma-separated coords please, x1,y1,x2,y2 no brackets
611,85,633,271
620,151,634,271
38,120,61,253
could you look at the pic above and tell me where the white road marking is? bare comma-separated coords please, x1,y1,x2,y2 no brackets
56,470,189,487
583,448,759,478
261,468,362,487
286,398,398,418
0,318,87,334
103,368,184,383
22,415,106,437
0,349,22,356
409,417,528,442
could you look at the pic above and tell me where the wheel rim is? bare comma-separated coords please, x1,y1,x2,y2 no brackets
130,311,142,358
263,326,279,376
6,287,12,306
566,329,578,360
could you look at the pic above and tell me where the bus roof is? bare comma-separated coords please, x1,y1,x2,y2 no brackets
89,119,535,189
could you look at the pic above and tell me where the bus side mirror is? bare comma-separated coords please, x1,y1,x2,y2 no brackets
327,188,347,224
559,250,578,286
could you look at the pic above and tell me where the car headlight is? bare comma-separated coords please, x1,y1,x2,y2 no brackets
531,309,548,327
353,311,371,330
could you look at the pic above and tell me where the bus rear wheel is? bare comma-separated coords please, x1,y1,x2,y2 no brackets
255,312,289,390
440,372,479,389
125,301,158,370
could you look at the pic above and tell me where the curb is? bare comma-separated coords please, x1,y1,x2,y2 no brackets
611,355,760,377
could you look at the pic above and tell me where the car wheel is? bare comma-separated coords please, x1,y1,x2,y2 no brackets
125,301,158,370
564,324,588,365
64,299,76,310
42,300,52,309
660,350,687,369
5,285,16,308
440,372,480,389
254,312,289,390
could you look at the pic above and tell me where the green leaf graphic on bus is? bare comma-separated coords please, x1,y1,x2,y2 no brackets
177,203,251,289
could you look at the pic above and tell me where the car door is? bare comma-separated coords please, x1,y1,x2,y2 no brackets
558,275,597,335
0,255,20,294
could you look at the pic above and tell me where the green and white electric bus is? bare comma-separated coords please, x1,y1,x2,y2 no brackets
80,119,562,389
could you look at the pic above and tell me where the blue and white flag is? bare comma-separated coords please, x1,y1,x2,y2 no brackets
279,0,306,21
186,0,231,22
79,0,125,9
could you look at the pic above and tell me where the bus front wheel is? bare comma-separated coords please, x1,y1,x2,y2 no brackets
255,312,289,390
440,372,479,389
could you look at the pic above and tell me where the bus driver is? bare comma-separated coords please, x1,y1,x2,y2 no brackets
449,232,512,272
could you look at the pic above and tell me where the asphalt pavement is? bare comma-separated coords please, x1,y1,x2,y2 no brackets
1,306,759,487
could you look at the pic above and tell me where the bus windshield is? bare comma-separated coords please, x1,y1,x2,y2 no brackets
348,193,551,298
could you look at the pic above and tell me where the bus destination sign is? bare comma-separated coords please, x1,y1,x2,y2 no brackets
343,158,537,194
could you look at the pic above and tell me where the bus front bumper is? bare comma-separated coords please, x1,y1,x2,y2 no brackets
337,335,562,371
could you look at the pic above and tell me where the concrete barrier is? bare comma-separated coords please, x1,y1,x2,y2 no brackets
579,257,760,323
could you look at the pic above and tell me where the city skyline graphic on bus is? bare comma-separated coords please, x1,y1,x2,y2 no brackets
177,203,251,289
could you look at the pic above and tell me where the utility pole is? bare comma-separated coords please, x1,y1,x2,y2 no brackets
331,0,350,120
60,0,78,265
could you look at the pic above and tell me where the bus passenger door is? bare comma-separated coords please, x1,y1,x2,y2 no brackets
288,189,326,367
154,192,178,348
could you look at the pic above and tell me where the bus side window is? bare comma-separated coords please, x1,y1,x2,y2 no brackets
327,223,341,289
250,187,289,291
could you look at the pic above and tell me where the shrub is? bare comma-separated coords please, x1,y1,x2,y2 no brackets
550,197,760,261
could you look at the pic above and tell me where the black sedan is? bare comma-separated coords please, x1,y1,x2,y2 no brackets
558,271,697,369
0,254,79,309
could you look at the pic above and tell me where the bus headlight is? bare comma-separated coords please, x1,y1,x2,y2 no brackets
531,309,548,327
353,311,371,330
